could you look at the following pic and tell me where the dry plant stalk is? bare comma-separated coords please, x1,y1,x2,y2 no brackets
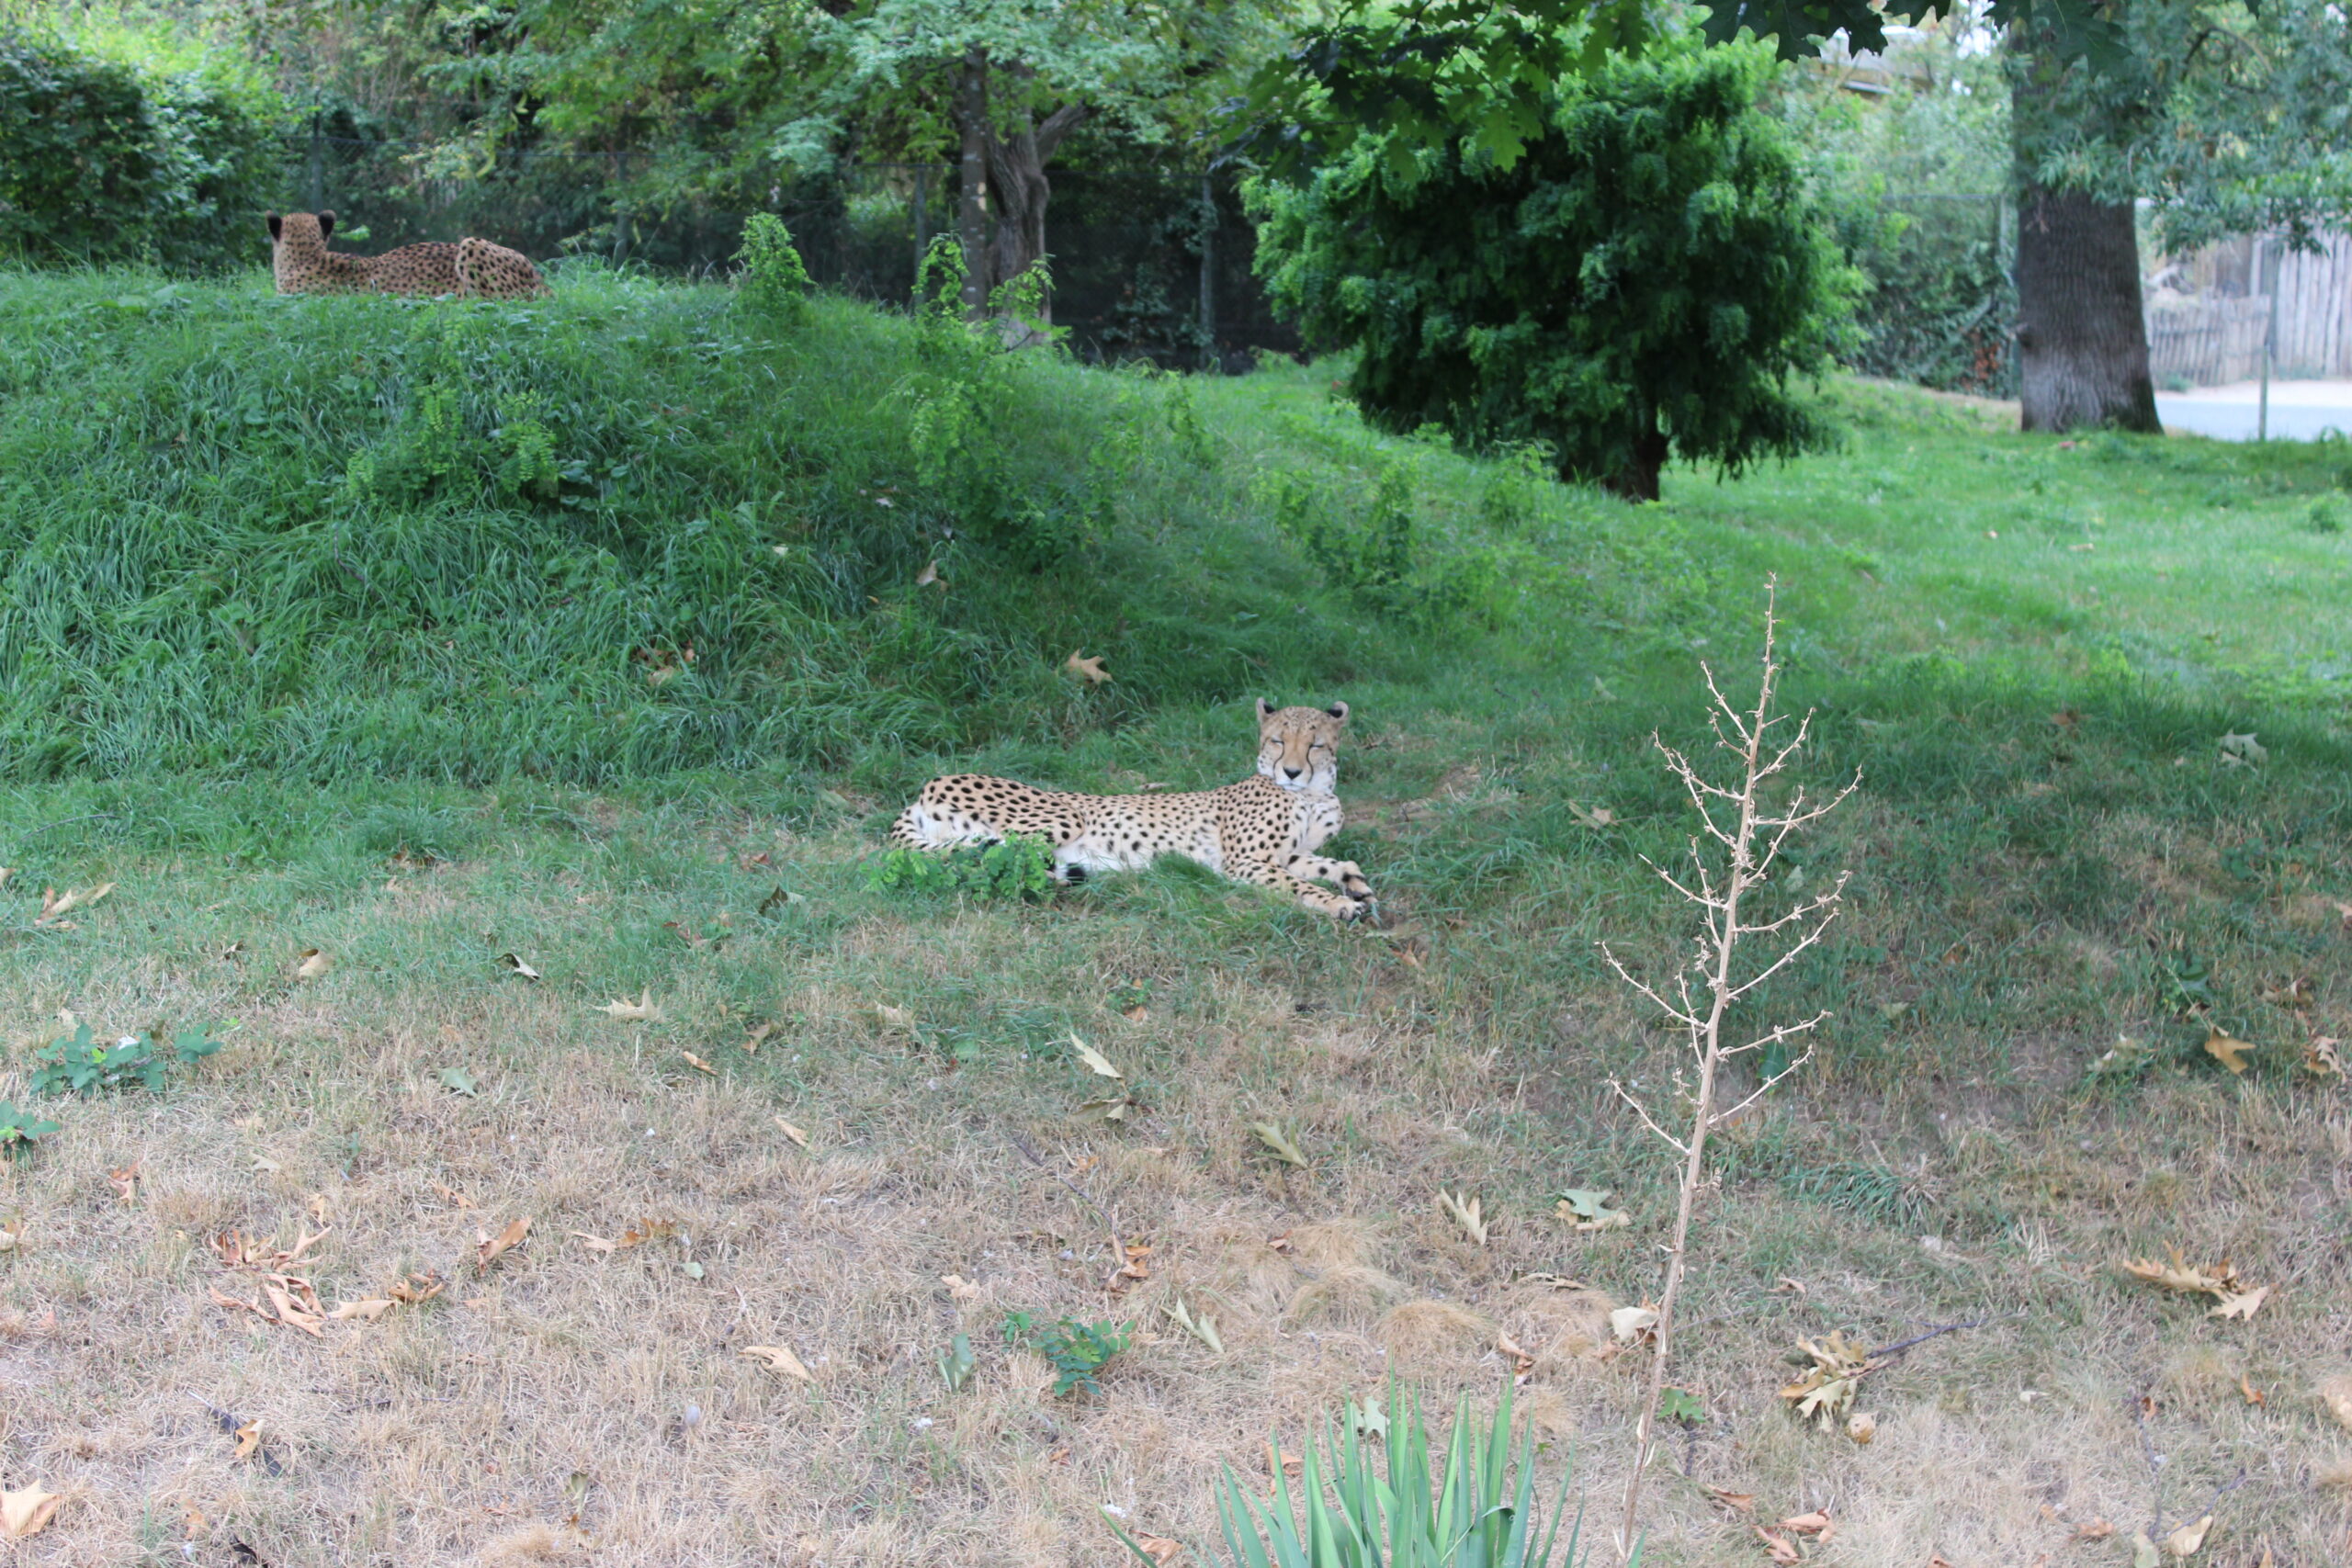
1603,581,1857,1560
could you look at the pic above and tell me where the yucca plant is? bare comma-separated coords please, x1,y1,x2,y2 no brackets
1117,1382,1622,1567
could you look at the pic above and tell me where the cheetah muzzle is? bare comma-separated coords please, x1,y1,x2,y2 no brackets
888,700,1375,920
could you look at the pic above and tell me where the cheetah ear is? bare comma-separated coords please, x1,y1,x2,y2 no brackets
1327,701,1350,724
317,209,335,239
1255,697,1272,722
266,212,282,242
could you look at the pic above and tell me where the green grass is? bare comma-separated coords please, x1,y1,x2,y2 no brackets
2,269,2349,1565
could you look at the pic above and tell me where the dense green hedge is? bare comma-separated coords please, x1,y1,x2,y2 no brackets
0,31,284,272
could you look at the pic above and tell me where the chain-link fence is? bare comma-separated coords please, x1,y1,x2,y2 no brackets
286,121,1294,369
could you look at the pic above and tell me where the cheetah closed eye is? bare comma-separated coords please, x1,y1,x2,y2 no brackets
888,700,1376,920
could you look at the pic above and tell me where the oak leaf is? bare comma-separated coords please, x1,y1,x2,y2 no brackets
329,1297,394,1322
775,1118,809,1149
1065,650,1112,684
681,1051,718,1077
2304,1037,2344,1077
1704,1487,1756,1514
1755,1527,1800,1564
1069,1034,1123,1078
1,1483,62,1539
742,1344,813,1381
1779,1511,1832,1538
294,947,332,980
1610,1305,1659,1344
2208,1284,2270,1322
595,990,662,1021
232,1419,263,1461
497,953,541,980
1778,1330,1871,1429
1250,1122,1308,1168
1555,1187,1630,1230
2163,1514,2211,1556
2202,1029,2256,1075
262,1274,325,1337
476,1217,531,1270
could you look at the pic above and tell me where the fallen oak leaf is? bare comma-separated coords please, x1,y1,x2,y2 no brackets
742,1022,775,1055
0,1483,62,1540
595,990,662,1021
232,1419,263,1461
262,1274,325,1337
2208,1284,2271,1321
293,946,332,981
2072,1519,2116,1541
107,1161,140,1205
2304,1036,2344,1077
2203,1028,2256,1074
36,882,115,925
328,1297,394,1322
681,1051,718,1077
741,1344,813,1382
475,1217,531,1270
1127,1534,1182,1566
775,1118,809,1149
209,1285,274,1322
1065,649,1112,684
496,953,540,980
1610,1305,1659,1345
2163,1514,2212,1557
1755,1527,1800,1564
1705,1487,1756,1515
1779,1511,1833,1539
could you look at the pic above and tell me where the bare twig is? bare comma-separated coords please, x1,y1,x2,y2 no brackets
1007,1131,1124,1292
1608,580,1860,1562
1867,1319,1984,1360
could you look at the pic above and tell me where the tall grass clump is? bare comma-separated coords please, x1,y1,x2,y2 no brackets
1125,1382,1610,1568
0,268,1382,783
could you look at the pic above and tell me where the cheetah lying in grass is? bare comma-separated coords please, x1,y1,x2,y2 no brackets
889,701,1376,919
266,211,547,298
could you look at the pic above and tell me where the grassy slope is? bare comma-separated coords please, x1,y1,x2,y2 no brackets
2,273,2350,1568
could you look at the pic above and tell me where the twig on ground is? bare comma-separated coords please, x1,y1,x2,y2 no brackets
1008,1131,1125,1292
1868,1319,1986,1360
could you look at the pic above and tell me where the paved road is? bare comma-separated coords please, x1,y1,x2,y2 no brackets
2156,379,2352,441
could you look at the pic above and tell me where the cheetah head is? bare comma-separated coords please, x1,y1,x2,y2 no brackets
1255,699,1349,794
266,209,335,258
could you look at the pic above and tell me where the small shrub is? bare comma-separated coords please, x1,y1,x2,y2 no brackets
733,213,814,319
29,1022,224,1097
865,834,1059,902
1003,1310,1131,1396
2308,498,2344,535
1260,460,1491,627
0,1100,62,1158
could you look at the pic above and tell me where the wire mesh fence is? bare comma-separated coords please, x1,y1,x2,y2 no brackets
287,123,1295,369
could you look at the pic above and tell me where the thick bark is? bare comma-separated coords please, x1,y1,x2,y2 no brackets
955,51,989,317
2015,184,2162,433
2008,34,2162,434
1600,424,1670,502
981,101,1088,323
946,51,1086,330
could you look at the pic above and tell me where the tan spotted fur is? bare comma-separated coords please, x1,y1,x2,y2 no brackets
888,701,1374,919
266,212,546,299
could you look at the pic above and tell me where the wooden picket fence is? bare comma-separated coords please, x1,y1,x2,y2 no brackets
2146,231,2352,387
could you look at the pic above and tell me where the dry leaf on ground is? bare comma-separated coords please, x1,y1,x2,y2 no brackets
262,1274,325,1336
1069,1034,1123,1078
1251,1122,1308,1168
1065,649,1111,684
232,1419,263,1461
2320,1375,2352,1432
36,883,115,926
1779,1330,1871,1429
1780,1511,1833,1539
1,1482,62,1540
1755,1527,1800,1563
1436,1189,1488,1246
1610,1305,1659,1345
107,1162,140,1204
1555,1187,1630,1230
681,1051,718,1076
2164,1514,2212,1556
2203,1029,2256,1074
1127,1534,1182,1566
294,947,332,981
1846,1411,1877,1444
1705,1487,1756,1514
2073,1519,2116,1541
595,990,662,1021
329,1297,394,1322
2304,1037,2344,1077
775,1118,809,1149
476,1217,531,1269
497,953,541,980
742,1344,813,1381
2120,1248,2270,1319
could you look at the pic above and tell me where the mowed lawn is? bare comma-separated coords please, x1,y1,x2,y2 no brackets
3,278,2349,1568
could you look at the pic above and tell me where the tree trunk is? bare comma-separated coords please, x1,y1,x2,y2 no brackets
2008,33,2162,434
980,100,1088,330
1601,424,1669,502
2015,184,2162,433
954,50,990,318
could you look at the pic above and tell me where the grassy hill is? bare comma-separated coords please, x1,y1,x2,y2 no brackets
3,269,2349,1567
